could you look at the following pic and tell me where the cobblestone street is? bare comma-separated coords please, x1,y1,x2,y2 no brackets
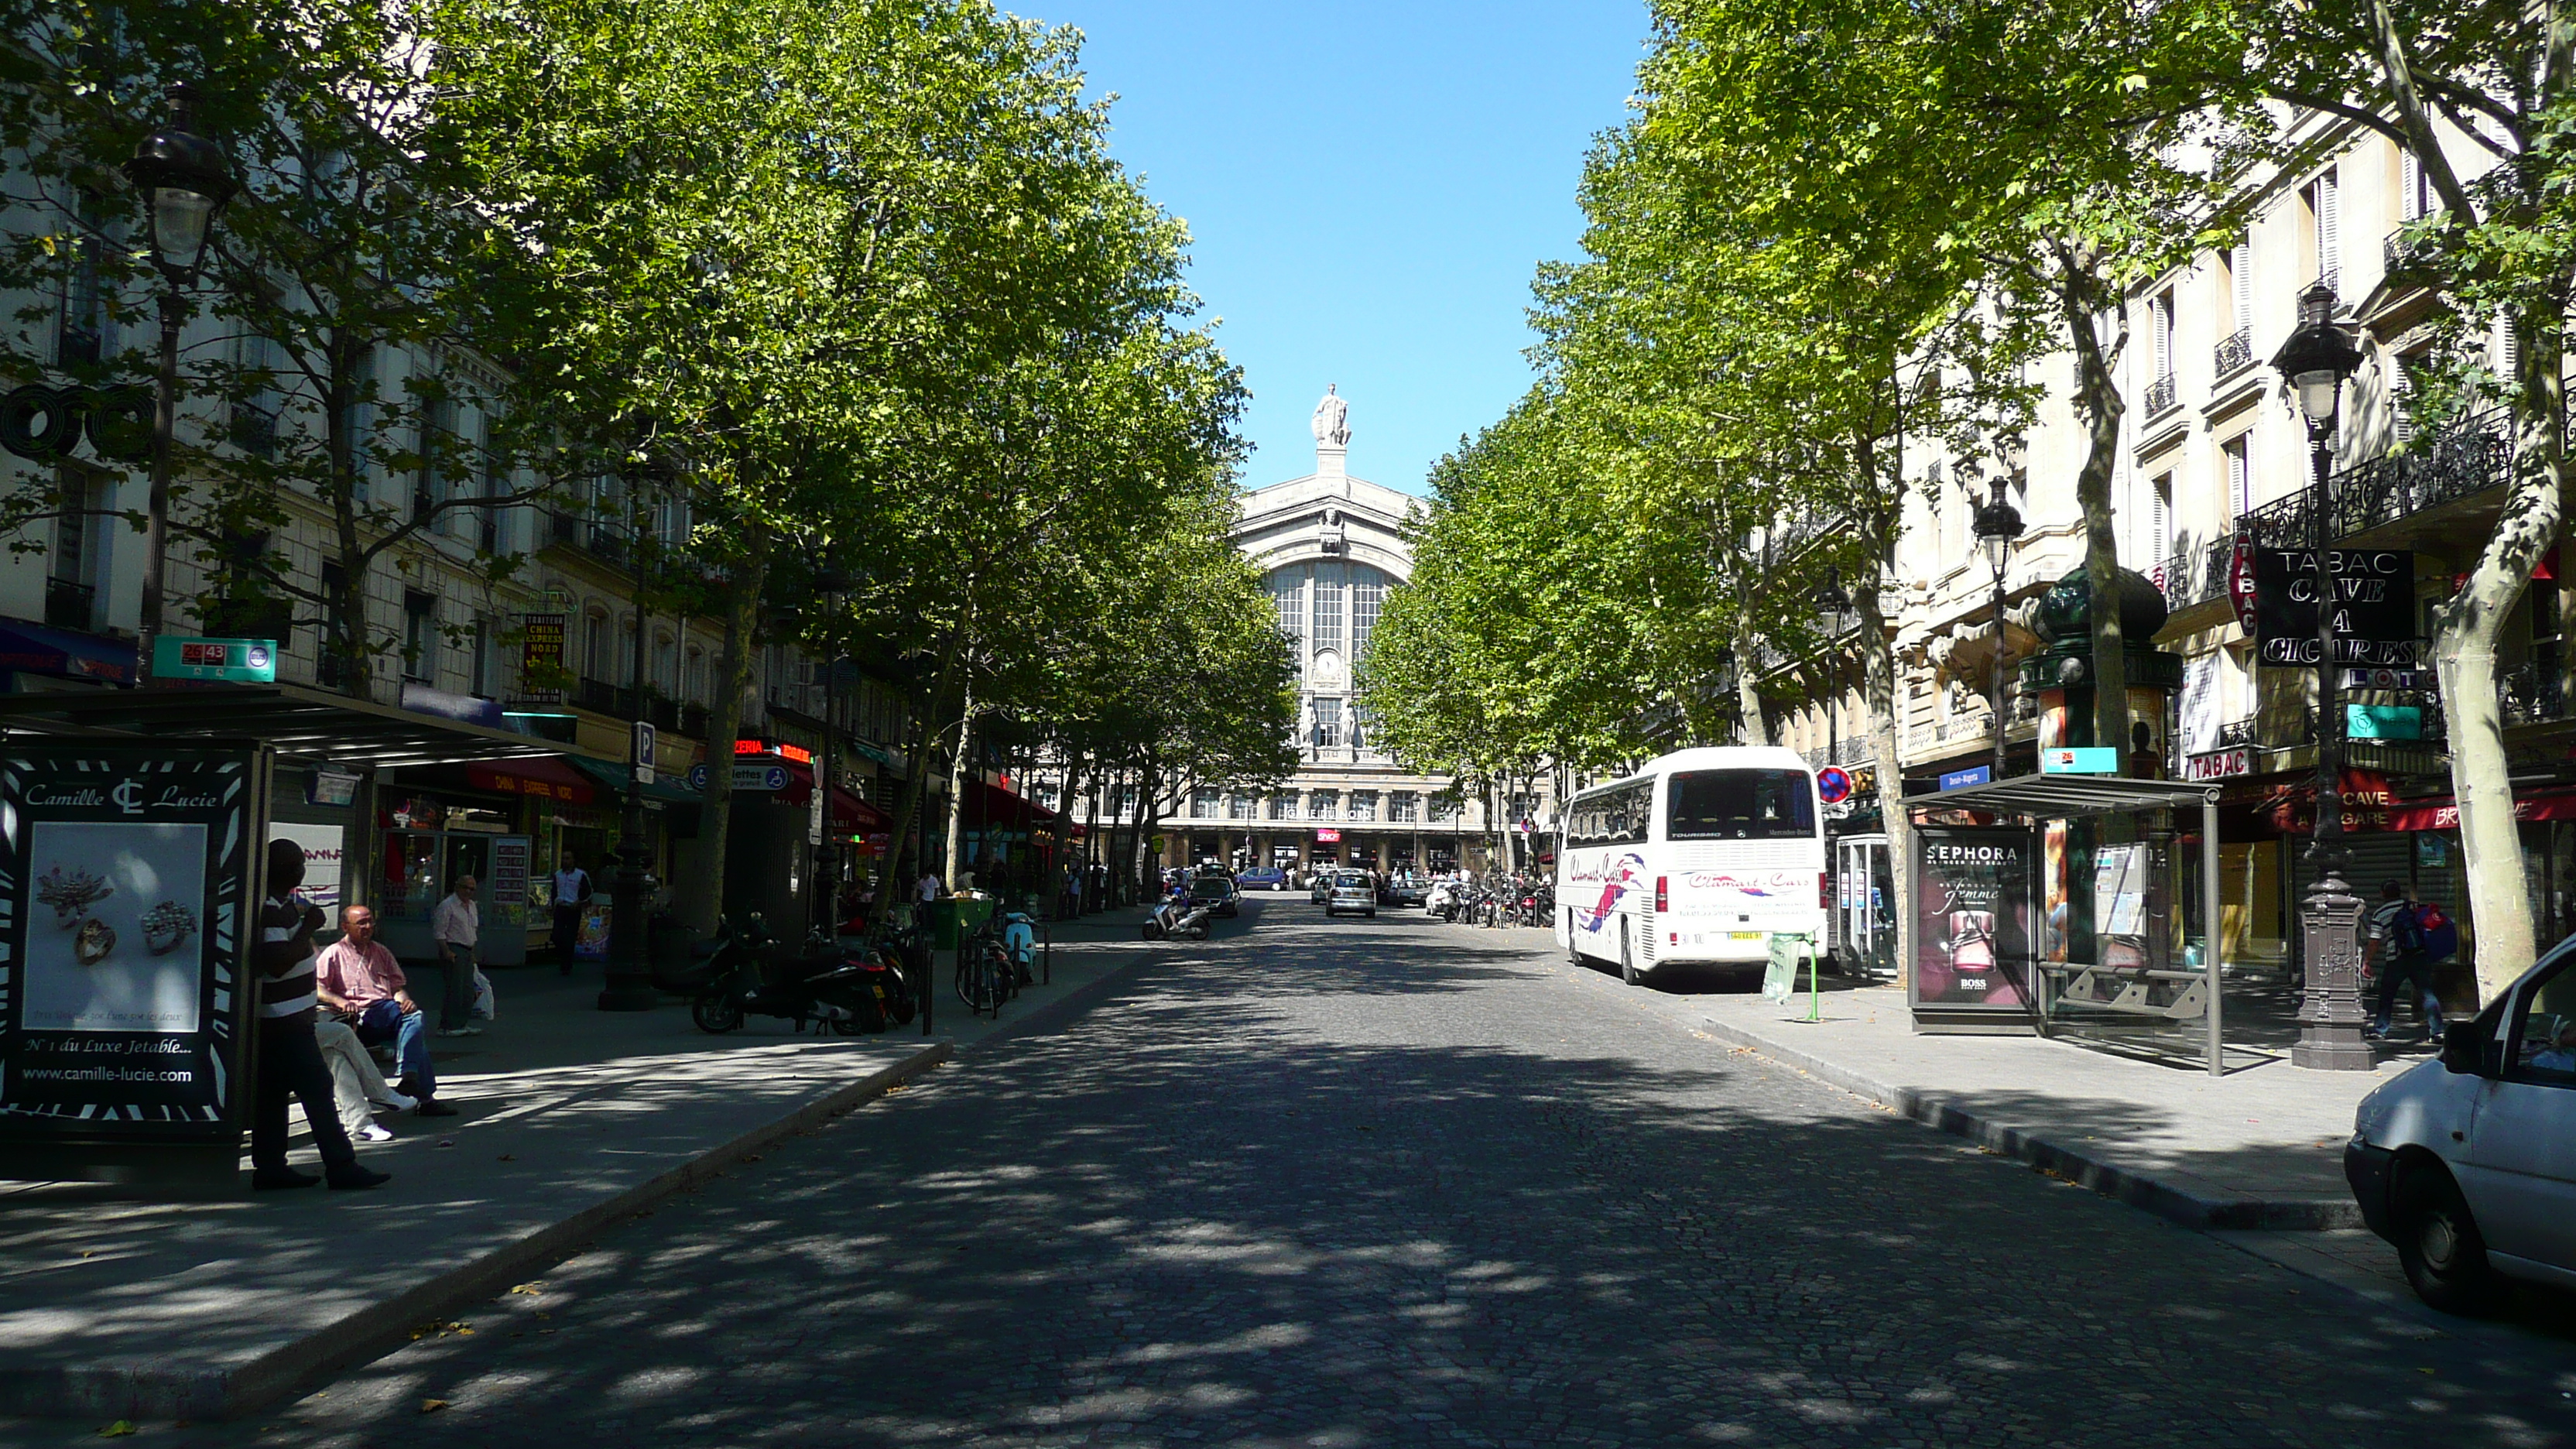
130,898,2576,1448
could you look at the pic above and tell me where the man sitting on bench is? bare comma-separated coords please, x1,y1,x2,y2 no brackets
317,904,459,1117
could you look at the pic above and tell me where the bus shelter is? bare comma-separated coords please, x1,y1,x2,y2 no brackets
1903,775,2225,1075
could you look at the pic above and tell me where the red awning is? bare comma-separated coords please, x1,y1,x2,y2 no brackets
2221,768,2400,838
2386,788,2576,833
964,778,1062,834
461,756,598,806
778,763,892,832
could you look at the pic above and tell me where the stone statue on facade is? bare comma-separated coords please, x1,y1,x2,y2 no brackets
1311,385,1351,447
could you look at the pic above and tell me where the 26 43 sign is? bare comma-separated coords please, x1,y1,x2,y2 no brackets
2255,549,2416,668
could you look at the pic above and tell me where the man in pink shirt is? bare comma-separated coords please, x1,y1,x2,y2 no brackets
317,904,457,1117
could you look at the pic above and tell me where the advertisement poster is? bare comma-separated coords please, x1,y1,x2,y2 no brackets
519,611,567,703
1912,825,2037,1010
0,743,265,1136
267,822,345,912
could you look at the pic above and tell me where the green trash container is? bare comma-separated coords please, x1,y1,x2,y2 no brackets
926,896,995,950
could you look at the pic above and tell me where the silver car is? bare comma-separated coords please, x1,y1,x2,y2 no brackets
1324,871,1376,919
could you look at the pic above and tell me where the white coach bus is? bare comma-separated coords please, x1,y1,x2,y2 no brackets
1554,745,1828,984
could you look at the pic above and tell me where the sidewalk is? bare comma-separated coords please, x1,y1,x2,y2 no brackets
0,908,1169,1423
1684,979,2417,1230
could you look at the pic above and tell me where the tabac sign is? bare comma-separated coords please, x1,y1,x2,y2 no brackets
2255,549,2417,668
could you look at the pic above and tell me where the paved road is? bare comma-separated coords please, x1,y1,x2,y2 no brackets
117,898,2576,1447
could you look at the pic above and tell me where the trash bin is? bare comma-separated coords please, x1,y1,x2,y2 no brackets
926,896,995,950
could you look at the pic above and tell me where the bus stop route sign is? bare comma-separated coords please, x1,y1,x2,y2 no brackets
151,637,276,683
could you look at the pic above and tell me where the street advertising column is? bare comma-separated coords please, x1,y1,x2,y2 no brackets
1911,825,2039,1019
0,742,268,1175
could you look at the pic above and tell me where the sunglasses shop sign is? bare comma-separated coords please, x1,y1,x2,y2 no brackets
0,742,267,1143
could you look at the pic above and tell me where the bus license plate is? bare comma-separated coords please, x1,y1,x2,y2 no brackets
1730,930,1763,940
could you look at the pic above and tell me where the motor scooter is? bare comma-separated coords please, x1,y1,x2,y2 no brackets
654,911,775,995
1142,887,1213,941
1423,880,1461,921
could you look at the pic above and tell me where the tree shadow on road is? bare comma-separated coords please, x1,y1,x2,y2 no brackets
196,945,2576,1449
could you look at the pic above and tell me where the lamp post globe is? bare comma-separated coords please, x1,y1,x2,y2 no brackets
2269,281,2372,1070
122,84,235,285
1971,482,2022,779
121,83,236,687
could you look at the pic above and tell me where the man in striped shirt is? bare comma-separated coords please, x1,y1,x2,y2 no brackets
253,838,389,1191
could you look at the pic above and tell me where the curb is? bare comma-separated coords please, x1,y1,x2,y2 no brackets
1695,1015,2360,1232
8,1040,954,1423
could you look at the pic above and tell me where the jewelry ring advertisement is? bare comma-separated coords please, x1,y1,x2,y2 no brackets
1911,825,2038,1012
0,743,265,1139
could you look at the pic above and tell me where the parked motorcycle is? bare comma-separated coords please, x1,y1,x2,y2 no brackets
1424,880,1461,921
692,928,902,1034
654,911,776,995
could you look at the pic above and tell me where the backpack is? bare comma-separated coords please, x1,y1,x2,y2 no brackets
2387,902,2425,954
2415,903,2458,961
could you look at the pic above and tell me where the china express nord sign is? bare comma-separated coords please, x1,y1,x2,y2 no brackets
2255,549,2417,668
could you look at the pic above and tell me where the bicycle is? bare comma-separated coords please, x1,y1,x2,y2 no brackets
954,915,1019,1017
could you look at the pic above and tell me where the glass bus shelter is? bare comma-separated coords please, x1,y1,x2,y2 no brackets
1903,775,2226,1076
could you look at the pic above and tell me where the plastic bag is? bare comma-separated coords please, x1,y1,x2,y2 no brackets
471,968,496,1020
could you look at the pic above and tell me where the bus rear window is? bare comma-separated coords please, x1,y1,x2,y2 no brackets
1666,769,1814,841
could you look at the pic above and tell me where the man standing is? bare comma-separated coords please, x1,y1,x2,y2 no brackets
430,875,485,1038
551,851,593,975
317,903,459,1116
252,838,389,1191
2368,879,2447,1040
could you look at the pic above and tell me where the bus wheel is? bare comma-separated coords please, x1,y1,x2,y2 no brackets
1619,926,1640,986
1565,911,1585,969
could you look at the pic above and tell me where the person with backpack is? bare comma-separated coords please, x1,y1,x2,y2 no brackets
2367,879,2448,1041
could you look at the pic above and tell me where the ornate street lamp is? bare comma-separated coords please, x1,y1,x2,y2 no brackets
2270,281,2369,1070
123,84,236,683
1971,476,2023,780
1814,566,1852,768
810,566,854,935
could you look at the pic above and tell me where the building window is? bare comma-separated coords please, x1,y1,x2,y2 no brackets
56,190,111,368
1351,570,1385,662
1312,564,1344,653
317,562,349,688
1307,790,1338,820
584,611,610,681
1227,791,1254,820
2223,436,2252,520
2302,169,2339,293
1316,697,1343,749
48,466,103,632
1429,795,1461,823
1191,787,1219,820
468,617,493,698
1118,783,1139,817
1390,791,1420,824
653,632,677,696
1348,790,1378,822
1269,792,1297,820
402,591,437,683
337,344,377,501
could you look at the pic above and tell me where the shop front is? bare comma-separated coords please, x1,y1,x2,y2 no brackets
374,760,594,967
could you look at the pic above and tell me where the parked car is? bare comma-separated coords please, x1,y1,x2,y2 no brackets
1188,872,1239,918
2346,940,2576,1313
1324,871,1376,919
1237,866,1290,892
1309,871,1334,904
1384,875,1429,908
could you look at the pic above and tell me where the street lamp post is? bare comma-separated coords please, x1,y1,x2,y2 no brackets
811,568,852,935
2272,281,2370,1070
122,84,235,683
600,570,659,1012
1971,478,2024,782
1815,566,1852,767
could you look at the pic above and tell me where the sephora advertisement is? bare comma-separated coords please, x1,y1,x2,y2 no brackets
1912,826,2038,1011
0,744,265,1139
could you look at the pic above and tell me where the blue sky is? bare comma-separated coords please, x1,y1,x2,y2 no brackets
1028,1,1650,495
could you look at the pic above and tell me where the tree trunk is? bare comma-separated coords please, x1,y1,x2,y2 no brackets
2434,321,2565,1002
943,685,977,890
680,529,769,934
1732,615,1770,747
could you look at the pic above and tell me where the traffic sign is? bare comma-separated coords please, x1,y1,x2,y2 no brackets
632,721,657,786
1817,766,1853,803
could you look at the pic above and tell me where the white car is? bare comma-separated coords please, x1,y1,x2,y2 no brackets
2346,940,2576,1312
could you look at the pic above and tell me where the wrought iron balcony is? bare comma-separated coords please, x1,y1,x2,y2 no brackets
43,578,93,632
681,704,710,738
2234,406,2515,548
2213,327,2253,378
2144,372,2178,416
2158,538,2237,612
2384,224,2444,283
2503,665,2567,725
228,402,278,460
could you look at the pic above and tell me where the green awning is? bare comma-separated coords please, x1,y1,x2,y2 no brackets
569,756,708,806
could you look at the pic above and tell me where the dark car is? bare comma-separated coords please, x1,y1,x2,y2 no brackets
1385,876,1429,908
1237,866,1290,892
1188,872,1239,918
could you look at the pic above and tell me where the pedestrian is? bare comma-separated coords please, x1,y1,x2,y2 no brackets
317,903,459,1116
2368,879,2446,1040
430,874,485,1038
551,851,593,975
252,839,389,1191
